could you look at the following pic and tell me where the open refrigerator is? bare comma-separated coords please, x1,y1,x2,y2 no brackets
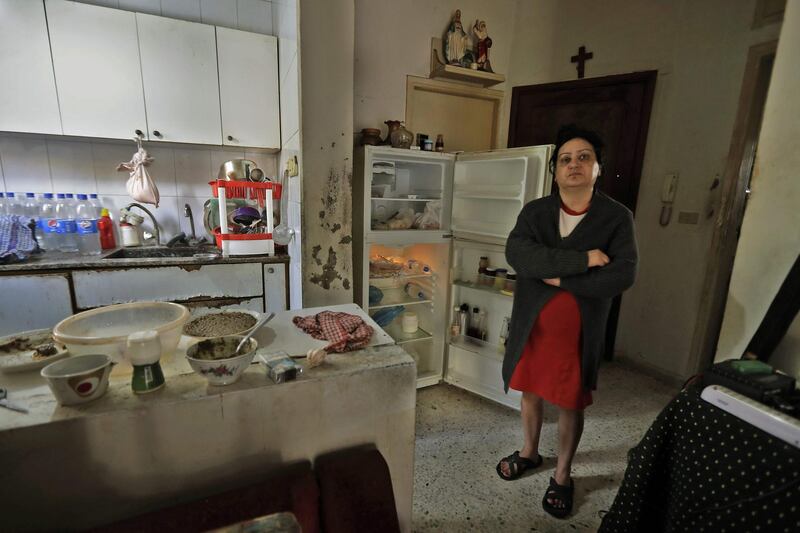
354,145,553,409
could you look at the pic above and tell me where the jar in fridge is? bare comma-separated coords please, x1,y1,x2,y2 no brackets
483,267,497,286
493,268,508,290
504,272,516,293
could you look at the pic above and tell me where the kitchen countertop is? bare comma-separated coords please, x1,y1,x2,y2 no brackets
0,247,289,272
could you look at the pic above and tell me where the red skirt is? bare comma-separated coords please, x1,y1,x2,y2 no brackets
509,291,593,410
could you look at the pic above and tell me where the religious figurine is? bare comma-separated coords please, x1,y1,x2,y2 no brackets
444,9,470,66
473,19,493,72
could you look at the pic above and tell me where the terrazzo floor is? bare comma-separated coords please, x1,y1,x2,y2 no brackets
412,361,679,532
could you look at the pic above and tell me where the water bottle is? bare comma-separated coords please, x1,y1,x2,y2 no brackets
5,192,22,215
89,193,101,212
404,281,431,300
75,194,101,255
55,193,78,253
24,193,39,218
38,193,59,250
0,193,6,215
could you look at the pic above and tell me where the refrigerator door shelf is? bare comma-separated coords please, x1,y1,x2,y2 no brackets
366,230,452,245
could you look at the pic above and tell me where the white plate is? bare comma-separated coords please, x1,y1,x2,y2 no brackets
0,329,69,374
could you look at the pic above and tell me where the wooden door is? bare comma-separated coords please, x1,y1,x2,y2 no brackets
217,27,280,149
0,0,62,135
508,71,656,212
508,72,656,359
47,0,148,140
137,13,222,144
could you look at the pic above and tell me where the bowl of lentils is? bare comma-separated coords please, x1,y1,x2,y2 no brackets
183,309,261,339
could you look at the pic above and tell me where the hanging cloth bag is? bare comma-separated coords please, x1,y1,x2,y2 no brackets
117,139,160,207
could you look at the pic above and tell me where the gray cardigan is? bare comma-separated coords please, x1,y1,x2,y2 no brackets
503,191,638,393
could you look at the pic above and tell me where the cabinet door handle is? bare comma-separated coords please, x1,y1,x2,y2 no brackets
267,267,275,274
153,130,162,138
135,129,143,137
227,135,234,142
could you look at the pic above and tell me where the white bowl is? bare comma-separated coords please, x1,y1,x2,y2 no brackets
53,302,190,366
41,354,113,406
185,336,257,386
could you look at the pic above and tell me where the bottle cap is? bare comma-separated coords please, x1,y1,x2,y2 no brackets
100,208,110,217
77,194,88,200
26,192,35,198
6,192,14,198
57,193,65,199
90,194,98,199
43,193,54,199
66,193,74,198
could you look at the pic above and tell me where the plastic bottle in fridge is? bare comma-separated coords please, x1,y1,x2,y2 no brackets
75,194,101,255
404,281,431,300
55,193,78,253
38,193,58,250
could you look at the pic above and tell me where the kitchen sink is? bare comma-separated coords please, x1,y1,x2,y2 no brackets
102,247,220,259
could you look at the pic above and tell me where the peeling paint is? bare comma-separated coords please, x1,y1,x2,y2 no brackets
331,141,336,148
343,279,350,290
339,235,352,244
311,244,323,266
308,246,343,289
178,264,203,273
331,223,341,233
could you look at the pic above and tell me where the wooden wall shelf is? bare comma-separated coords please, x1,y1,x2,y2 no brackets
429,37,505,88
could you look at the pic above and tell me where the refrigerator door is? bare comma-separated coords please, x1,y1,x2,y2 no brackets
451,145,553,245
444,238,521,410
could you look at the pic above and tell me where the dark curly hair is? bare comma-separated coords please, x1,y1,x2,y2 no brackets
548,125,605,177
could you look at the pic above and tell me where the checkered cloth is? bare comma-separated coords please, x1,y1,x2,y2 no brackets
292,311,374,353
0,215,38,262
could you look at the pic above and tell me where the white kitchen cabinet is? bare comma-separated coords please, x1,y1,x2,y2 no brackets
0,0,62,135
0,274,73,336
217,27,280,150
263,263,288,312
46,0,148,140
136,13,222,144
72,263,263,309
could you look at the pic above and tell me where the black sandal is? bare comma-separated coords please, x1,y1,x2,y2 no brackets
495,450,543,481
542,476,574,518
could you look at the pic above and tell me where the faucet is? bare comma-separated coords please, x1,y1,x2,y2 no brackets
125,203,160,246
183,204,196,240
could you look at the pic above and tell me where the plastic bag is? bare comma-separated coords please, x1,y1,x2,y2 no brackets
415,200,441,230
387,208,415,230
117,146,160,207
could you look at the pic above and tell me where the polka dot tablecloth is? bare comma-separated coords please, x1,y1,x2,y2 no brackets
600,387,800,532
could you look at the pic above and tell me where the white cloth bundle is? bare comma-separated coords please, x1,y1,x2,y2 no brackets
117,146,160,207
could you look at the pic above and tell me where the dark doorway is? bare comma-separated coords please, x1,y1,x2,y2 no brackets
508,71,657,359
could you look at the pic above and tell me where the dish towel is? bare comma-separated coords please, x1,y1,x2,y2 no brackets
0,215,38,262
293,311,374,353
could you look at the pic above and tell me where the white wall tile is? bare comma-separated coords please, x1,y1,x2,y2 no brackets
146,146,177,196
94,142,139,195
108,194,181,241
0,137,52,193
237,0,272,34
118,0,161,15
244,152,278,179
79,0,120,8
209,148,246,179
287,174,300,204
175,147,213,196
279,58,299,147
278,37,297,85
160,0,201,22
48,141,97,195
200,0,237,28
178,196,211,239
271,0,295,40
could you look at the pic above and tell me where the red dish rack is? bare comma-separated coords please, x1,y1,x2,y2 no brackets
209,179,283,256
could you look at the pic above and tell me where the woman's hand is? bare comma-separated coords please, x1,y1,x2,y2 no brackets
543,278,561,287
587,249,610,268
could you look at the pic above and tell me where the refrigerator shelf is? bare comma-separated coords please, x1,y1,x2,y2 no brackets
382,322,433,344
369,272,432,282
449,335,504,362
452,279,513,298
454,193,522,201
368,287,433,310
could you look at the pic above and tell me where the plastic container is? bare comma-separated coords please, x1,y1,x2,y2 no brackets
483,267,497,286
120,222,141,247
75,194,101,256
401,311,419,334
493,268,508,290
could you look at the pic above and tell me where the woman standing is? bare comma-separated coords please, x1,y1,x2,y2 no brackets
495,125,638,519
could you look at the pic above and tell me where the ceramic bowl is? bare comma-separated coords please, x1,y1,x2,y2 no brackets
53,302,190,365
41,354,113,406
183,309,262,339
185,335,257,386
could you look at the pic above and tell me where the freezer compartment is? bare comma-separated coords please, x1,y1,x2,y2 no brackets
366,242,450,388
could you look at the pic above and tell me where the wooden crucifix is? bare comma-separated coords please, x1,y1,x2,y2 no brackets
571,45,593,79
